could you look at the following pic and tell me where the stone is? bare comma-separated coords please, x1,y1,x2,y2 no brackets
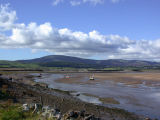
84,114,95,120
22,104,29,111
145,118,151,120
79,110,85,117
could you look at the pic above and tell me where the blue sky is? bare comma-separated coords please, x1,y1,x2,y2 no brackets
0,0,160,61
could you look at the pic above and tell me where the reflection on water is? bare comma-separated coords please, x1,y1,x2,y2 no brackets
34,73,160,119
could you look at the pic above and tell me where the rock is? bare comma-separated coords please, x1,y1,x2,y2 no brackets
55,108,60,113
63,110,80,119
41,106,62,120
42,106,50,118
48,109,56,118
22,104,29,111
76,93,80,96
84,114,94,120
79,110,85,117
8,77,13,81
145,118,151,120
21,102,101,120
69,111,74,117
69,110,79,118
28,103,36,109
42,106,50,112
54,112,62,120
84,114,101,120
49,108,61,120
32,104,39,113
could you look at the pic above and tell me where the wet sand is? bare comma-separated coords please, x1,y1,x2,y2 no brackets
55,72,160,87
0,72,143,120
33,72,160,119
1,71,160,119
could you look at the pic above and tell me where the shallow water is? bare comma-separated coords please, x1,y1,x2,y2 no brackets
34,73,160,119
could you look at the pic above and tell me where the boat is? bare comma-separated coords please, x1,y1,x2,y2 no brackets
65,74,70,79
89,74,94,80
37,73,42,77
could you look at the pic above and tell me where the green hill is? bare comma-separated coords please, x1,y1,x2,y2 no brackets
0,55,159,69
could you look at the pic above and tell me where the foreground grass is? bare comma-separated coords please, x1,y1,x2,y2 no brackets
0,103,45,120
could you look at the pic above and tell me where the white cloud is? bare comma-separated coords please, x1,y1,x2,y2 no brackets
52,0,104,6
0,4,17,31
1,4,160,61
70,1,81,6
52,0,64,6
52,0,123,6
111,0,120,3
83,0,104,5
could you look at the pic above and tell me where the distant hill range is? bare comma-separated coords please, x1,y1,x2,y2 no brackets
15,55,160,68
0,55,160,69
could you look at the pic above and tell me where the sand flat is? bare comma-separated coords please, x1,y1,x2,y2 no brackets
55,72,160,86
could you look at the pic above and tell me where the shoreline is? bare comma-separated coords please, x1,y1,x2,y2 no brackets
0,72,146,120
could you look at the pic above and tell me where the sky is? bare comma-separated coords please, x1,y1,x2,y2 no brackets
0,0,160,61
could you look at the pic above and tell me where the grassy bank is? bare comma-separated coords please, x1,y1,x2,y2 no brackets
0,103,43,120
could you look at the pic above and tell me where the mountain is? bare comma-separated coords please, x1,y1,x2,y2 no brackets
18,55,96,64
17,55,160,68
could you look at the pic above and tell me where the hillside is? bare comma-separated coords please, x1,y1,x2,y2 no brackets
0,55,159,69
16,55,160,68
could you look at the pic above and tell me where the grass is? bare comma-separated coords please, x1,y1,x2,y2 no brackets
0,104,23,120
0,103,49,120
103,67,124,71
0,61,40,69
0,60,159,71
1,108,22,120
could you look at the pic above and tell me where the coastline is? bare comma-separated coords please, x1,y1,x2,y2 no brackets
0,71,146,120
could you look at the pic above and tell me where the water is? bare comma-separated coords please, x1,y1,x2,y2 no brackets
34,73,160,119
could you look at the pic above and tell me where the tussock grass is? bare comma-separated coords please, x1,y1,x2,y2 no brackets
0,104,42,120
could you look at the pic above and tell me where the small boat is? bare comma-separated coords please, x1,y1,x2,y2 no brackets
37,73,42,77
89,74,94,80
65,74,70,79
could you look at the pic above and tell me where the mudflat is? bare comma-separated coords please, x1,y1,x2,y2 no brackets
0,71,145,120
1,71,160,119
55,72,160,87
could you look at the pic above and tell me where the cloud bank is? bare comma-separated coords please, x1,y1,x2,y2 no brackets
0,4,160,61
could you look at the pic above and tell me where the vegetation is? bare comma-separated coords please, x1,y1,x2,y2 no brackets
0,91,11,100
0,103,56,120
0,104,23,120
0,61,40,69
0,55,160,70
